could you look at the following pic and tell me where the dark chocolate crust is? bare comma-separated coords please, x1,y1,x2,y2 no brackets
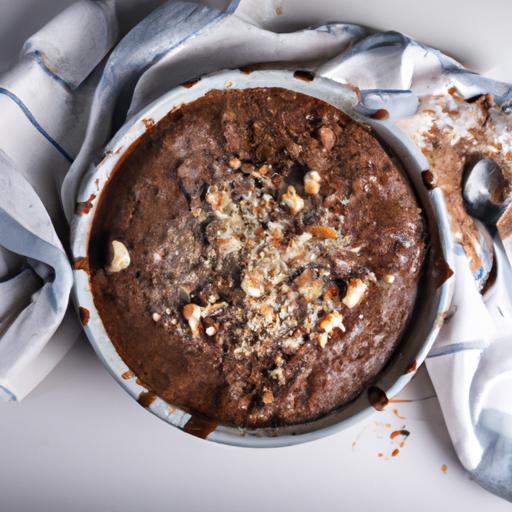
90,87,425,428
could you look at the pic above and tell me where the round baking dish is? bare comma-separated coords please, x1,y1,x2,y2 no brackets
70,69,455,447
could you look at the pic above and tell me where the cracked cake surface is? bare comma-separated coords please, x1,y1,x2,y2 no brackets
90,87,425,428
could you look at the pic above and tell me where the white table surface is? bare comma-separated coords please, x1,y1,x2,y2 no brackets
1,1,511,511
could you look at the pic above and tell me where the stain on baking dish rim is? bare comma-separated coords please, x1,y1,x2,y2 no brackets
70,69,455,448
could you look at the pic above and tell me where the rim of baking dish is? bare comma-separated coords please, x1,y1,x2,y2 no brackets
70,69,455,448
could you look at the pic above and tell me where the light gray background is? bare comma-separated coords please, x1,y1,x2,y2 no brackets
0,1,511,511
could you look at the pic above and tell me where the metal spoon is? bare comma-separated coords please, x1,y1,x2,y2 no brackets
463,158,512,284
463,158,509,224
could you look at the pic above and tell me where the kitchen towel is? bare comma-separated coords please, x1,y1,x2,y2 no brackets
1,0,511,501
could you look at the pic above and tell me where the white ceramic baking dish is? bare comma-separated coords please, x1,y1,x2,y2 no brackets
70,69,455,447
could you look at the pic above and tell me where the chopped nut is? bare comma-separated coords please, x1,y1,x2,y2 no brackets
319,126,336,150
106,240,130,273
304,170,322,195
319,311,345,333
183,303,202,337
153,252,162,263
282,336,304,352
306,225,337,239
202,302,227,317
152,312,161,322
270,367,285,384
165,308,171,315
228,157,242,169
282,186,304,215
296,269,323,302
324,284,340,302
206,187,231,214
317,332,329,348
262,388,274,404
205,325,217,336
215,236,242,254
241,272,264,298
383,274,395,284
258,164,271,175
342,278,368,308
260,303,276,323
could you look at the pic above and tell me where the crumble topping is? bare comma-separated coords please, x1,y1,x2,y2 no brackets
166,161,377,364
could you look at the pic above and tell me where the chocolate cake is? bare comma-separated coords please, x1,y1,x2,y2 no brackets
90,87,425,428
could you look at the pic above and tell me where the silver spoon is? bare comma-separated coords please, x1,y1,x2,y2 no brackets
463,158,509,224
463,158,512,288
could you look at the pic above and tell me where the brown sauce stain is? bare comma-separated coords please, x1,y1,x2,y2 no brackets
447,86,463,102
79,307,90,326
183,415,218,439
142,118,155,130
441,464,448,474
73,257,89,272
239,65,255,75
121,370,134,380
389,398,414,404
137,391,157,408
370,109,389,120
390,429,410,440
433,258,454,288
76,193,96,215
392,408,406,419
391,448,400,457
181,78,200,89
462,233,483,273
95,178,100,191
421,170,436,190
114,145,124,154
481,256,498,296
293,70,315,82
96,150,113,167
377,451,385,458
368,386,389,411
405,360,417,374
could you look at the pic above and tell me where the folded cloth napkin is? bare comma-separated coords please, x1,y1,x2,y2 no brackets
1,0,511,500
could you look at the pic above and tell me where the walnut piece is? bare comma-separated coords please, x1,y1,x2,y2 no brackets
319,126,336,151
262,388,274,404
183,303,202,337
342,278,368,308
106,240,130,273
228,157,242,169
319,311,345,334
296,269,323,302
241,271,264,298
282,185,304,215
304,170,322,195
383,274,395,284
